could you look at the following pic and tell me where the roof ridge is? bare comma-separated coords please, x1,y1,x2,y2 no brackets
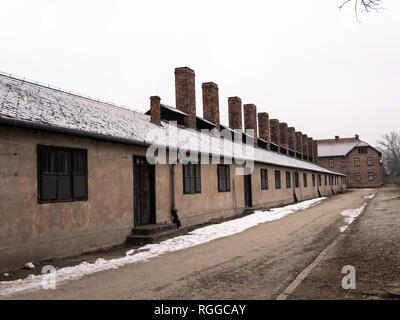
0,70,144,116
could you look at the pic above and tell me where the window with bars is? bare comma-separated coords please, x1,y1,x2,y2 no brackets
341,159,347,167
367,157,373,166
286,171,291,188
355,172,361,182
275,170,281,189
303,173,307,187
329,159,334,168
37,145,88,203
183,163,201,194
217,164,231,192
260,169,268,190
354,158,360,166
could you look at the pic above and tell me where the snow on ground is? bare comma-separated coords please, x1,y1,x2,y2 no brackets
339,204,367,233
0,197,326,297
363,194,376,199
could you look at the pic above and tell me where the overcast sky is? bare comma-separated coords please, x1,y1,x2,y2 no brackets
1,0,399,145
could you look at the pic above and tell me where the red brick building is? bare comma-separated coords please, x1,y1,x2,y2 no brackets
317,135,382,188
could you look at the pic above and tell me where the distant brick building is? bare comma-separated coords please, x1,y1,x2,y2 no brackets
317,135,382,188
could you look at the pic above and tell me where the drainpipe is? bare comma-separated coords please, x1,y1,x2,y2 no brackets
170,164,181,228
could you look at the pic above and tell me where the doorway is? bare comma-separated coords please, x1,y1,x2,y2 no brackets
133,156,156,226
244,174,252,208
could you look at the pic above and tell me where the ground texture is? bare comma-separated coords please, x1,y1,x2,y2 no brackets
3,188,398,300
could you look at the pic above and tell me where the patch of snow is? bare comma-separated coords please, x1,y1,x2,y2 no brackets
0,197,326,297
125,249,135,256
363,194,375,199
339,204,367,233
24,263,35,270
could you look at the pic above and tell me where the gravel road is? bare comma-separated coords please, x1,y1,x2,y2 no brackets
4,188,375,299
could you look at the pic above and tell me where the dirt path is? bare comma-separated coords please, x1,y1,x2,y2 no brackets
290,186,400,300
5,189,374,299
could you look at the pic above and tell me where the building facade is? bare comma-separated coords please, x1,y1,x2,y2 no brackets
317,135,382,188
0,69,346,271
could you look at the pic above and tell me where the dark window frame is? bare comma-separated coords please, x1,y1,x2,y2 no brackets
217,164,231,192
286,171,291,189
260,168,268,190
303,173,307,187
355,172,361,182
354,157,360,167
275,170,281,189
294,172,299,188
367,157,373,166
329,159,334,168
37,145,88,203
341,159,347,167
183,163,201,194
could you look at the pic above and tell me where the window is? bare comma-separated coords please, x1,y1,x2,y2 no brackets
286,171,291,188
341,159,347,167
217,165,230,192
303,173,307,187
37,145,88,203
260,169,268,190
358,147,367,154
329,159,334,168
312,174,316,187
367,157,373,166
294,172,299,188
368,172,374,181
354,158,360,167
318,174,321,186
355,172,361,182
275,170,281,189
183,163,201,194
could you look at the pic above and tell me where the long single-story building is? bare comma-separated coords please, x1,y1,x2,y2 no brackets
0,67,346,271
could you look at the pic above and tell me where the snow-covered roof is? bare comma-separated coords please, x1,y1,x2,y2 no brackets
0,73,345,175
318,140,378,157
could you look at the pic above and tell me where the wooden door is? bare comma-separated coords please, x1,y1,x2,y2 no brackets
244,174,252,208
134,156,155,226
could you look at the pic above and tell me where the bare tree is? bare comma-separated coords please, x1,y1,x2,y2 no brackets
339,0,383,21
378,131,400,177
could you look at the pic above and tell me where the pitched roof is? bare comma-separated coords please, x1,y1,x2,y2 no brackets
317,139,379,157
0,72,345,175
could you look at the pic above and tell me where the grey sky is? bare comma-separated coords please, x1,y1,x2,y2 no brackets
1,0,399,146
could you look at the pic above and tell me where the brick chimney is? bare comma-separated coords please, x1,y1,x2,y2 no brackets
150,96,161,124
302,134,308,160
243,104,258,144
228,97,242,131
307,137,314,162
288,127,295,151
279,122,288,151
355,134,360,141
175,67,196,129
313,140,318,163
269,119,280,146
258,112,270,149
295,131,303,156
202,82,220,130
